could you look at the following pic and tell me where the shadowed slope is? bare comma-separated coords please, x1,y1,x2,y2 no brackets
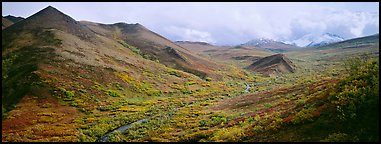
2,17,13,29
3,15,25,23
246,54,296,76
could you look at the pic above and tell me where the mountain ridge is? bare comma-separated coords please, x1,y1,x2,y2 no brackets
241,38,299,51
291,33,345,47
4,15,25,23
81,20,222,79
4,6,95,40
315,33,379,49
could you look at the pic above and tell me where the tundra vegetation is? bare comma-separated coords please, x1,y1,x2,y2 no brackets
1,6,379,142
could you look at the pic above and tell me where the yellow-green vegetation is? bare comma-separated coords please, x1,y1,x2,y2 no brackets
2,53,18,80
204,56,378,142
47,60,247,142
291,107,316,124
3,46,377,142
115,72,162,96
117,40,141,56
105,89,121,97
59,87,75,101
2,16,378,142
109,50,376,142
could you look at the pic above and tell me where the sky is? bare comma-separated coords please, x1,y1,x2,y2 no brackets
2,2,379,46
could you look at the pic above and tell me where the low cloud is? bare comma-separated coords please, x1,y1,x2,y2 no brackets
3,2,379,45
164,26,215,43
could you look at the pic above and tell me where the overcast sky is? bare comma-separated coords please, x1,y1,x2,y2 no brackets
2,2,379,45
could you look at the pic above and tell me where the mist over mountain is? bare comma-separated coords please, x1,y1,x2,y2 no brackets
241,38,299,50
2,3,379,143
3,2,378,46
287,33,345,47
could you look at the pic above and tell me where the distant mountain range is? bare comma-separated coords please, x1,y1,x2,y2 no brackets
240,38,299,51
175,41,212,46
316,33,379,49
291,33,345,47
242,38,279,46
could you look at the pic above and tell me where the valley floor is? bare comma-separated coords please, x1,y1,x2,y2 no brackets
2,46,379,142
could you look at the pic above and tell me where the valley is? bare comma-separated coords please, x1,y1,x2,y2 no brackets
2,5,379,142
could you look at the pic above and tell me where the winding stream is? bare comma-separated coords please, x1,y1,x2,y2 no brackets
97,83,249,142
244,83,251,93
96,104,192,142
97,118,149,142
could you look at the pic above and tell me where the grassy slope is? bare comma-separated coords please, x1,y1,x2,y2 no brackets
103,45,378,142
178,43,273,69
182,46,379,142
2,24,378,142
2,8,379,142
82,21,225,80
315,34,379,50
2,24,252,142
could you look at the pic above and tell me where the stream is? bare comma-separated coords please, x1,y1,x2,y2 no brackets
97,118,149,142
96,104,192,142
244,83,251,93
97,83,249,142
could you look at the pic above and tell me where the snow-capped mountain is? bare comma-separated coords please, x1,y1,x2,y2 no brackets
241,38,299,50
291,33,345,47
242,38,278,46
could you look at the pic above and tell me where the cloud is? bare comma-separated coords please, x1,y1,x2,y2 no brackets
164,26,215,43
2,2,379,45
285,6,379,41
183,29,215,43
